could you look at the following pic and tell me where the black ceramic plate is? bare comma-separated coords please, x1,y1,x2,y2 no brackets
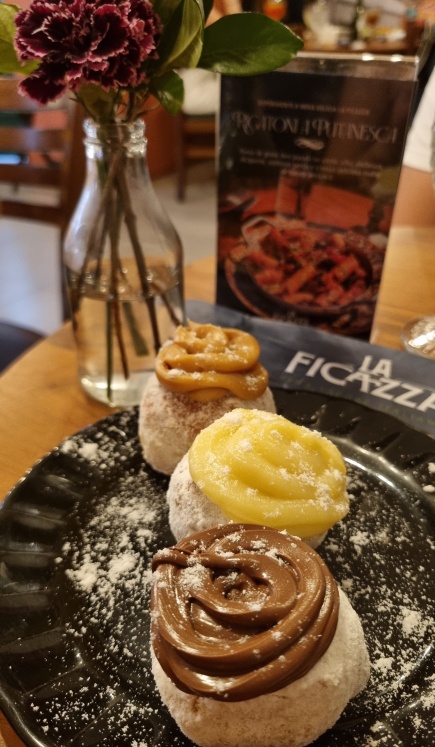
0,390,434,747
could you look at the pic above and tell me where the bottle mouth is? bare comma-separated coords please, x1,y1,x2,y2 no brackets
83,118,147,157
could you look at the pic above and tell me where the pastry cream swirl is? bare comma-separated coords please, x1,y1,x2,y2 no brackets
155,321,268,401
151,524,340,701
189,409,348,537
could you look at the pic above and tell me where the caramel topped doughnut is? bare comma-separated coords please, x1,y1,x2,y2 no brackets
155,321,268,401
151,524,339,701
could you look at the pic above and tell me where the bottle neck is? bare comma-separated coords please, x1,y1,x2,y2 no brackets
83,119,148,161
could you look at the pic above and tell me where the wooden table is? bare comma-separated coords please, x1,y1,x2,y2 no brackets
370,226,435,349
0,225,434,747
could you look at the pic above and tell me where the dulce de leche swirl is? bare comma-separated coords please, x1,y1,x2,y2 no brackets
151,524,339,701
154,321,268,401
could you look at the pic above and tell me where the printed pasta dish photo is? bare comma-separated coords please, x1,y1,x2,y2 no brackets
224,214,385,334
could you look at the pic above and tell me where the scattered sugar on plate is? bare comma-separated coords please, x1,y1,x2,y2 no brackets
26,410,178,745
320,464,435,745
20,409,435,746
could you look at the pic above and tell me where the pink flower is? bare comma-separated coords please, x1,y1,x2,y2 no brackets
15,0,161,104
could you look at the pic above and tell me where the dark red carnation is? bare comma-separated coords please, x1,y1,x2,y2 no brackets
15,0,161,104
20,68,68,104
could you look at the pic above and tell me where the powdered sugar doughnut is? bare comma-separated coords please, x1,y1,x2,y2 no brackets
150,525,370,747
139,374,276,475
167,408,348,546
167,452,327,547
167,452,225,539
138,321,276,475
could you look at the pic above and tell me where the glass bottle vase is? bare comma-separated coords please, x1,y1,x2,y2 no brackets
63,118,185,407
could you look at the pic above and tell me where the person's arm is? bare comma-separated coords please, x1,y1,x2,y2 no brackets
207,0,243,23
392,165,435,226
392,68,435,227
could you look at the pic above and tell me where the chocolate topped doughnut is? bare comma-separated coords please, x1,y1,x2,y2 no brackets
152,524,339,701
150,524,370,747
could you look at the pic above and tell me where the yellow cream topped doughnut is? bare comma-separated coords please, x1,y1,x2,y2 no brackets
155,321,268,401
188,409,348,537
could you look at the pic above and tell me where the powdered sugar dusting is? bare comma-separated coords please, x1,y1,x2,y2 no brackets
23,410,187,746
58,417,435,746
5,405,434,747
319,462,435,746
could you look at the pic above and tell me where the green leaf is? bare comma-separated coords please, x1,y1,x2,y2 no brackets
150,71,184,115
197,13,303,75
76,84,117,123
153,0,205,25
154,0,204,72
0,3,39,75
152,0,183,27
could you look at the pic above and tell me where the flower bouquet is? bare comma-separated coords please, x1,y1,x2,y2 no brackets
0,0,303,405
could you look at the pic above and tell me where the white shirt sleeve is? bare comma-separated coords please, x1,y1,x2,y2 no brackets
403,67,435,172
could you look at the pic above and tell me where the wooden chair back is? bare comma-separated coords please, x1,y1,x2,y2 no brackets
173,112,216,201
0,76,86,317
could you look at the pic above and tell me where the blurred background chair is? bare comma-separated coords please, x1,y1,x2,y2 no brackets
0,320,43,373
0,76,86,318
173,111,216,201
173,67,218,201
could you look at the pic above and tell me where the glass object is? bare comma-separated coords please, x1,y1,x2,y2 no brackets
63,119,185,407
401,316,435,358
302,0,330,30
350,0,366,41
302,0,340,46
400,123,435,360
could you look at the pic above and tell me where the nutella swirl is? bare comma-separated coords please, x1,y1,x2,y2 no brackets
155,321,268,401
151,524,339,701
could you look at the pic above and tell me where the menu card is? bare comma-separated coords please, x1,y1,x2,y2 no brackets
187,300,435,438
216,53,417,337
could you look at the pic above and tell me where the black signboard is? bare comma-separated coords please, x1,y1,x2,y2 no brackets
216,53,417,337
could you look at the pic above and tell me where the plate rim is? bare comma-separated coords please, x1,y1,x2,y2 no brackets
0,390,434,747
